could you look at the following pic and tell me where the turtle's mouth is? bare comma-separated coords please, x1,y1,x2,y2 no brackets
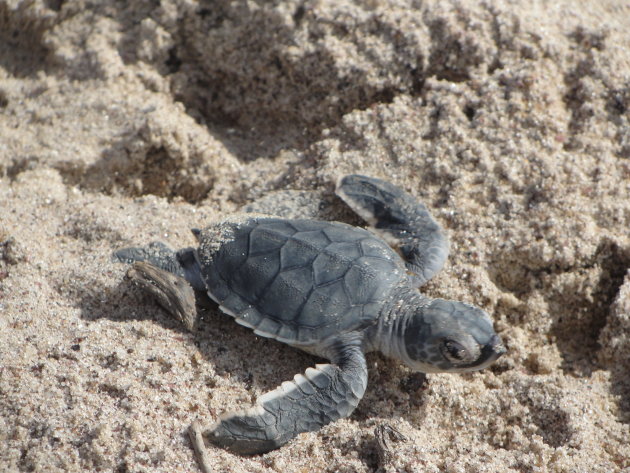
474,334,506,369
446,335,506,373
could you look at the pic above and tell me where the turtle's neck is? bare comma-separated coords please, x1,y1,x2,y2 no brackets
365,283,432,364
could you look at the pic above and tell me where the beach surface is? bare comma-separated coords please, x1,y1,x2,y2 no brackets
1,1,629,472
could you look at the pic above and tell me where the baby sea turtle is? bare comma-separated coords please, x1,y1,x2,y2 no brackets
114,174,505,464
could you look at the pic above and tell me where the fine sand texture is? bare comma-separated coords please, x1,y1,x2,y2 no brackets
1,1,629,472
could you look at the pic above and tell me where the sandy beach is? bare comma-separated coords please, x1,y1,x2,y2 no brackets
1,1,629,471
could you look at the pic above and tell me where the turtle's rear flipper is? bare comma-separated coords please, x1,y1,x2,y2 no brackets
115,242,185,275
190,342,367,458
114,243,205,291
114,242,204,330
126,261,197,331
336,174,449,286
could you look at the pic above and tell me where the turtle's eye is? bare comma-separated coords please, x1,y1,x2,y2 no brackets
441,339,468,363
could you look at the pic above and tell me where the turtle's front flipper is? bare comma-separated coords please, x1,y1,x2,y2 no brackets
336,174,449,286
191,342,367,458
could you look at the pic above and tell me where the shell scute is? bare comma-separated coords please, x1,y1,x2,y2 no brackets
249,226,287,256
291,229,332,248
279,237,319,271
299,281,352,327
257,266,313,321
312,252,349,286
359,237,395,260
231,253,280,301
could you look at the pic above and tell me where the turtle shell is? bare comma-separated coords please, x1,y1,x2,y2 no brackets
198,217,407,345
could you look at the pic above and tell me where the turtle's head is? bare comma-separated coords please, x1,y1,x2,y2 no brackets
401,299,505,373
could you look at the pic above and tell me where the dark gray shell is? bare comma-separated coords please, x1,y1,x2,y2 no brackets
198,217,407,345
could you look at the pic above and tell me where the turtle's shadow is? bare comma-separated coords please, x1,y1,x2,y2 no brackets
77,275,319,393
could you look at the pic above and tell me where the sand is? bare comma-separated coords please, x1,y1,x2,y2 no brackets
1,0,629,472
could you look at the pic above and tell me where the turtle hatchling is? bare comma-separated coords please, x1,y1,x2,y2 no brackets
114,174,506,463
